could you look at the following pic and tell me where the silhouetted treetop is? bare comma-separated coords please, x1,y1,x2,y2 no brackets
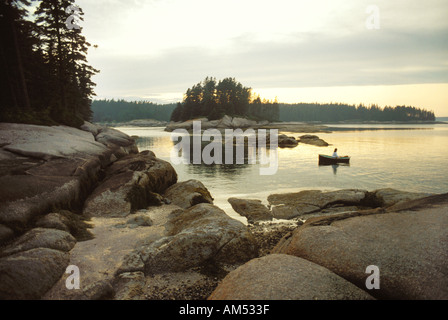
170,77,279,122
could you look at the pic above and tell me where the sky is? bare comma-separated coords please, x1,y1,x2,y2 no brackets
75,0,448,116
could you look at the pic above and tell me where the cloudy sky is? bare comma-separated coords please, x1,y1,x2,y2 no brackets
76,0,448,116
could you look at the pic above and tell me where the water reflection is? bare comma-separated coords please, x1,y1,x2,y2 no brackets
119,125,448,197
170,133,278,176
332,164,338,175
318,163,350,175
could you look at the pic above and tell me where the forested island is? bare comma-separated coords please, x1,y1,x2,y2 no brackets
170,77,280,122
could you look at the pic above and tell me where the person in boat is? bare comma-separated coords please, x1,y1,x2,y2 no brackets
332,148,338,158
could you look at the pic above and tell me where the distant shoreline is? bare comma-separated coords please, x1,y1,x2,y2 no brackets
97,118,447,129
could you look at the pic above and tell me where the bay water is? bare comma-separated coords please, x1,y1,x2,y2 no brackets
117,124,448,221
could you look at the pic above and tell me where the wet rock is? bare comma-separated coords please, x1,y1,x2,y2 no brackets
208,254,374,300
0,248,70,300
228,198,273,223
164,180,213,209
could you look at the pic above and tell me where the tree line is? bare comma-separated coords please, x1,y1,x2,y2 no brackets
92,99,177,123
0,0,98,127
170,77,280,122
278,103,435,122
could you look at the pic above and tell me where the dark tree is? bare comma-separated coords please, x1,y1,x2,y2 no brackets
0,0,33,118
0,0,99,127
172,77,279,122
35,0,98,127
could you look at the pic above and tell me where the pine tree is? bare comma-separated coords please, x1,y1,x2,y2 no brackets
35,0,98,126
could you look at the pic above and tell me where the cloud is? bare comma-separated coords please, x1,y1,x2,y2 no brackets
90,26,448,99
77,0,448,110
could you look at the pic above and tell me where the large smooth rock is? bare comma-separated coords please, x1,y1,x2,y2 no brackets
0,228,76,257
0,123,139,230
228,198,273,223
83,151,177,217
271,203,321,220
0,248,70,299
268,189,367,209
267,189,368,220
0,175,83,228
208,254,374,300
0,123,108,160
164,179,214,209
118,203,258,275
273,196,448,300
95,127,136,148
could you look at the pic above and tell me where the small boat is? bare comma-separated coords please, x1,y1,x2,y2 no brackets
318,154,350,165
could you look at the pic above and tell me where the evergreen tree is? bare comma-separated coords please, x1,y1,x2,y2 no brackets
35,0,98,126
0,0,98,127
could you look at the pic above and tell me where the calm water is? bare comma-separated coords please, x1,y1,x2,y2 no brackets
118,124,448,221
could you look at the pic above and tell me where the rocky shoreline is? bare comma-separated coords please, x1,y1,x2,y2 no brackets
164,115,330,133
0,122,447,300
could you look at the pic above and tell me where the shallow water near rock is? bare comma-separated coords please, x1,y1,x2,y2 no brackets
117,124,448,221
